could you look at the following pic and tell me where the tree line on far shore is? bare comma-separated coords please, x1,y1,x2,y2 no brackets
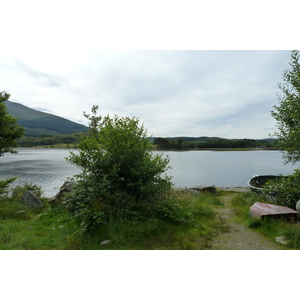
153,137,278,150
17,132,86,147
17,134,278,149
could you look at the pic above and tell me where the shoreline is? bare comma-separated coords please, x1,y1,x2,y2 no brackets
174,186,250,193
154,148,278,152
18,146,279,152
217,187,250,192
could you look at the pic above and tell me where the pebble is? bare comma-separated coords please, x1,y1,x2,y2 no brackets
275,236,289,245
296,199,300,213
100,240,111,246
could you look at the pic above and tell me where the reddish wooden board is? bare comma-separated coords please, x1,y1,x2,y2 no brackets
250,202,299,219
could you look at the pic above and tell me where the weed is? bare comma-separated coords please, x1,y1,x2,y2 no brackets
247,218,263,228
200,193,224,206
281,225,300,248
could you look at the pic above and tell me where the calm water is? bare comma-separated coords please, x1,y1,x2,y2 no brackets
0,148,297,197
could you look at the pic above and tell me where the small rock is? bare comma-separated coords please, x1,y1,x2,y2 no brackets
100,240,111,246
296,199,300,213
26,227,33,230
190,185,217,194
49,181,77,205
275,236,289,245
20,190,43,209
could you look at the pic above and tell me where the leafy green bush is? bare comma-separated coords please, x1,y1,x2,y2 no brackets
262,169,300,208
0,91,25,156
154,199,193,224
66,106,172,232
153,199,214,225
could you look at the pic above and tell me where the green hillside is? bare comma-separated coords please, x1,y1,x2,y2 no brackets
6,101,88,137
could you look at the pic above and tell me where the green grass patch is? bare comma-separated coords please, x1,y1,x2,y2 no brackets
228,192,300,249
0,204,79,250
0,187,231,250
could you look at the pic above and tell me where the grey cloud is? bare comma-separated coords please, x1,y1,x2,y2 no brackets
14,59,68,88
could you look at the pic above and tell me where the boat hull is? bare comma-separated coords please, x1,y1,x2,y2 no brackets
247,175,282,195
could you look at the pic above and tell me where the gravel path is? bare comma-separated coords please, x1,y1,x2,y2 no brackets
211,193,284,250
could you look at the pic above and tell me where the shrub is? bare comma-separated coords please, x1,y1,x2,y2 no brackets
66,106,172,231
262,169,300,208
0,177,17,196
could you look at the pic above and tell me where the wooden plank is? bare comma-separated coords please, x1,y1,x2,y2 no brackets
250,202,299,219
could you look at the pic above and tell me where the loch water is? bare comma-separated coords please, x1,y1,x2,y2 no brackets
0,148,297,197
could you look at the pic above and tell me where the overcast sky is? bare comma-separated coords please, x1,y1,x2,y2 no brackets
1,50,293,139
1,1,298,139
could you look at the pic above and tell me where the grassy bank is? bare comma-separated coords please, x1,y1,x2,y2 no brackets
229,192,300,249
0,187,228,250
1,186,300,250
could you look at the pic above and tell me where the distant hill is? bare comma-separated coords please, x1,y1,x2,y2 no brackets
6,101,88,137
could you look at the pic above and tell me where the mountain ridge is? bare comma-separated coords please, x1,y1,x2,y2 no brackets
6,101,88,137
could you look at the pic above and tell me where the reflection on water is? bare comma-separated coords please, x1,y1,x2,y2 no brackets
0,149,80,197
0,148,297,197
158,150,296,188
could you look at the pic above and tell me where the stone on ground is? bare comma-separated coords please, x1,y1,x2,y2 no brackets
190,185,217,194
49,181,77,205
275,236,289,245
296,199,300,213
100,240,111,246
20,190,43,209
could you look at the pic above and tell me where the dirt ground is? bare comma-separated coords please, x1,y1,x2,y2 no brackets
210,189,284,250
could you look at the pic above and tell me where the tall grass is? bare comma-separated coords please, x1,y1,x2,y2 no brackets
0,186,230,250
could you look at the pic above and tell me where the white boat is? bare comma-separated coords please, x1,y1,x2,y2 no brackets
247,175,282,195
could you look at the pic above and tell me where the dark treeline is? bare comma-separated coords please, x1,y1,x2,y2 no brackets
153,137,278,150
18,133,278,150
18,132,86,147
